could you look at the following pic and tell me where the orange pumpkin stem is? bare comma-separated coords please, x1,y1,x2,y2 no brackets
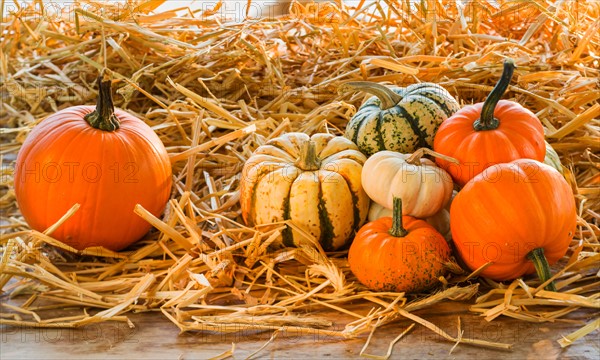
338,81,402,110
295,140,321,171
473,58,516,131
389,197,408,238
527,247,557,291
406,147,459,166
84,74,120,131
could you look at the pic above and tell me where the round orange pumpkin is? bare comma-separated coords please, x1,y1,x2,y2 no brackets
348,198,451,293
451,159,577,290
433,59,545,186
14,76,172,251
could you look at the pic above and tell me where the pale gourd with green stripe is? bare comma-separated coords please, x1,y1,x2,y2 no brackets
544,140,564,176
341,81,460,156
240,133,370,251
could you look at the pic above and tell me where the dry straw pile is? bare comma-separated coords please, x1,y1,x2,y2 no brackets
1,0,599,354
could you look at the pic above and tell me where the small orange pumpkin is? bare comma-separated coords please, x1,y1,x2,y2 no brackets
433,59,545,186
451,159,577,290
14,75,172,251
348,198,451,293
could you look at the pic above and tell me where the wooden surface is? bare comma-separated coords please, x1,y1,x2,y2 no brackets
1,301,598,359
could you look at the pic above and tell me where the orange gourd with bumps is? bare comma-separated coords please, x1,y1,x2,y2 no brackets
348,198,451,293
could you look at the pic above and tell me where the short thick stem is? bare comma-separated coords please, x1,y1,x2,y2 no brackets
526,247,557,291
473,58,516,131
84,74,120,131
295,140,321,171
388,197,408,238
338,81,402,110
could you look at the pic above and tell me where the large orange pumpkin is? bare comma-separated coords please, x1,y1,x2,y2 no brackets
451,159,577,290
348,198,450,293
14,76,172,251
433,59,545,186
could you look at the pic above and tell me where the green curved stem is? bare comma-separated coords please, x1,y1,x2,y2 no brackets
84,75,120,131
338,81,402,110
388,197,408,238
526,247,557,291
473,58,516,131
295,140,321,171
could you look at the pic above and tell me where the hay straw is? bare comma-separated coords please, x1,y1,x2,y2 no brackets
557,318,600,348
359,322,415,360
1,0,599,352
207,343,235,360
245,328,281,360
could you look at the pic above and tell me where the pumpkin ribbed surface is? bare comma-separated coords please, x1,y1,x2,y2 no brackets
451,159,576,281
433,100,546,186
14,105,172,251
433,60,546,186
349,198,450,293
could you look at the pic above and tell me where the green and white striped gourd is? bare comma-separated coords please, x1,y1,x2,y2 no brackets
341,81,460,156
